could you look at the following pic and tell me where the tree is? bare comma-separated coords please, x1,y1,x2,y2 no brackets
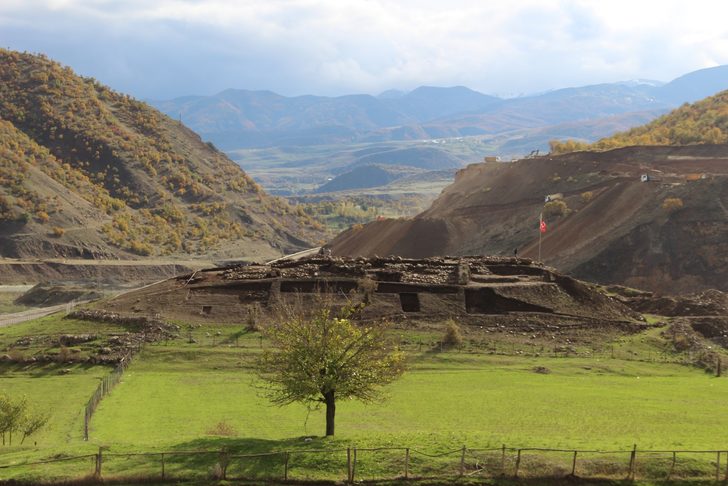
0,394,49,446
257,300,405,436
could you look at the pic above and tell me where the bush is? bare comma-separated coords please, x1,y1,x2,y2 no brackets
442,320,463,346
543,200,568,218
662,197,683,212
581,191,594,203
50,226,65,237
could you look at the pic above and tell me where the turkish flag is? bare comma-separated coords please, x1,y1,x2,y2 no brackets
540,220,547,233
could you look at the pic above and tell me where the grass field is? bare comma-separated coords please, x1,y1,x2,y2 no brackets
1,313,728,483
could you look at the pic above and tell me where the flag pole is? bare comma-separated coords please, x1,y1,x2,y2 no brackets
538,212,543,262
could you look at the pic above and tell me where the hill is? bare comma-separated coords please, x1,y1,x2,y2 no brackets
586,89,728,150
329,144,728,294
0,49,321,260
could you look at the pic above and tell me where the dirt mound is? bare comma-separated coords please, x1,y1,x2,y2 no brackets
611,287,728,317
330,145,728,294
0,259,197,285
14,283,103,307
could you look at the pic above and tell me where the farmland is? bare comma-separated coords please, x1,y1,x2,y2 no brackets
1,311,728,483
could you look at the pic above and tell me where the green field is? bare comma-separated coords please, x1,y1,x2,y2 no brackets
1,313,728,483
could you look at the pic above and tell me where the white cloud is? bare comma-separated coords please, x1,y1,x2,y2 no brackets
1,0,728,97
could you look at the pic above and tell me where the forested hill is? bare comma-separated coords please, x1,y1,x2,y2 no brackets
0,49,322,260
551,89,728,153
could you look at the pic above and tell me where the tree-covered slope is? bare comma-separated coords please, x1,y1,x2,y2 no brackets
0,49,322,259
551,90,728,153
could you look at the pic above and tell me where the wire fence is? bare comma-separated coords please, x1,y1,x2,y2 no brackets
82,347,136,441
3,444,728,483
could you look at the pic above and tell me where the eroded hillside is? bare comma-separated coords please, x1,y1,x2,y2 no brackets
330,145,728,294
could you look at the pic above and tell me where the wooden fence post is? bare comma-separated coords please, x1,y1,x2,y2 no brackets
717,451,721,482
284,452,289,481
571,450,577,476
724,451,728,481
459,446,466,477
161,453,165,479
667,451,676,480
628,444,636,480
352,448,357,483
501,444,506,476
95,447,103,478
347,448,352,483
219,448,228,480
514,449,521,478
404,448,410,479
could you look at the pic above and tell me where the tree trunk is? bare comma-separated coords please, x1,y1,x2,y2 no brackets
324,390,336,436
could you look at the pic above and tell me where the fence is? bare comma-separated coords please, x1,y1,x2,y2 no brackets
83,348,136,441
4,444,728,483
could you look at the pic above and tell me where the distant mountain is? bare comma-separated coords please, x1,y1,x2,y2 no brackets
658,65,728,104
0,49,320,260
387,86,501,122
150,64,728,157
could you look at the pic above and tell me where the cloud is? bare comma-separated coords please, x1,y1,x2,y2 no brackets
1,0,727,99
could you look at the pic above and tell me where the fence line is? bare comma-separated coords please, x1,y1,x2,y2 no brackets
4,444,728,483
83,346,137,441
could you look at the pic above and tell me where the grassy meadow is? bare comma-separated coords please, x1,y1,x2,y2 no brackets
1,312,728,483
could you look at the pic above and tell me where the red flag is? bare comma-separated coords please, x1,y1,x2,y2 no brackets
540,219,547,233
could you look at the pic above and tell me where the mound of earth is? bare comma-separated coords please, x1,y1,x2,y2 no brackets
99,256,642,331
329,144,728,294
14,283,103,307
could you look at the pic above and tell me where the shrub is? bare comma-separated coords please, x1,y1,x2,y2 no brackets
543,200,568,218
442,320,463,346
36,211,50,223
50,226,65,237
206,421,236,437
662,197,683,212
581,191,594,203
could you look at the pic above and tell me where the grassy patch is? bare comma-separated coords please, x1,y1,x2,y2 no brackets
1,316,728,483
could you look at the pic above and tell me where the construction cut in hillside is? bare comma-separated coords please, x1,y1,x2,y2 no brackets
329,144,728,294
100,256,642,331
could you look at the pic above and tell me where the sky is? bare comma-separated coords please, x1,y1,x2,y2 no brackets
1,0,728,100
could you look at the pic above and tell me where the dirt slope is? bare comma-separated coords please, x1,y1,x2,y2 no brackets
330,145,728,293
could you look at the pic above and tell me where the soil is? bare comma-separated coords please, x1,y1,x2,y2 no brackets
0,258,204,285
329,144,728,294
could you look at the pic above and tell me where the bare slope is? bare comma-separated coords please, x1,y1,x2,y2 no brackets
0,49,321,260
330,145,728,293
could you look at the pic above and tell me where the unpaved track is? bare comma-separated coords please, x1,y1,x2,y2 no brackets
0,304,70,327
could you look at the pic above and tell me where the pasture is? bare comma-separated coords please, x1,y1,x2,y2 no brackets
1,313,727,483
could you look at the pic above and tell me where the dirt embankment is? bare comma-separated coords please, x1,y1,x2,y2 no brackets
330,145,728,294
0,259,199,285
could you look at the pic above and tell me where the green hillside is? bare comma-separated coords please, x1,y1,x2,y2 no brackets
0,49,322,259
550,89,728,153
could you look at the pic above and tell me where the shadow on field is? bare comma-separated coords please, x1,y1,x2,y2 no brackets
162,436,345,480
0,362,103,377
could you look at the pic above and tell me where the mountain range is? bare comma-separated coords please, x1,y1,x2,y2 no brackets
151,65,728,151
